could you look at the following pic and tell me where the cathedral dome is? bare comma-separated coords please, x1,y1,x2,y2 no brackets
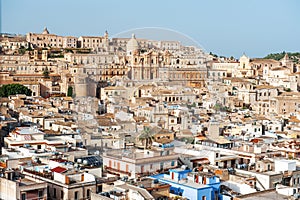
126,34,139,55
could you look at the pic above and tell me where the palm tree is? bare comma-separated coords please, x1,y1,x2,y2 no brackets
43,67,50,78
138,127,156,149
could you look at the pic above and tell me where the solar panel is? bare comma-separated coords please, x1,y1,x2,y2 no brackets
79,155,102,166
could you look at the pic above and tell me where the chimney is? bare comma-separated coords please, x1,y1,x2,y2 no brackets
65,176,70,184
5,171,15,180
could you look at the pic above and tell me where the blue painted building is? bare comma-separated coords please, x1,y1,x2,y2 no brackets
152,168,222,200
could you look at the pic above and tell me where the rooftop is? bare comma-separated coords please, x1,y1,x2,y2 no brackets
160,175,209,189
13,127,44,135
237,189,287,200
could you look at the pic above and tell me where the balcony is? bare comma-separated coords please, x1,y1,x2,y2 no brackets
104,166,131,176
23,190,46,200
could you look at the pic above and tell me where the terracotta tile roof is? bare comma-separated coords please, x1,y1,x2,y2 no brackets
289,116,300,123
51,166,67,173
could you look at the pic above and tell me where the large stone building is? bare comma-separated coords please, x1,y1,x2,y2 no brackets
125,34,208,87
26,28,77,49
26,27,64,48
77,31,109,52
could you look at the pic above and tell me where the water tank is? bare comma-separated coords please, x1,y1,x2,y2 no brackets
83,160,88,165
152,179,159,184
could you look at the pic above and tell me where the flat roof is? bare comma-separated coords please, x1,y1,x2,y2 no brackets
238,190,286,200
160,176,209,190
19,178,43,186
14,127,44,135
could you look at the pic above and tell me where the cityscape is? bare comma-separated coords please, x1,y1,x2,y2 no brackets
1,1,300,200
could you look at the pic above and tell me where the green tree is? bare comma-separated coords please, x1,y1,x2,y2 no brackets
0,84,32,97
264,51,300,62
67,86,73,97
138,127,156,149
209,52,218,58
43,67,50,78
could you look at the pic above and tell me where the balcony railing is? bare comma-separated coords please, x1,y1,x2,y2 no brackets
104,166,131,176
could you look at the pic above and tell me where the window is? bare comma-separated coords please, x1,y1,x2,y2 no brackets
75,191,78,200
141,165,144,173
202,196,207,200
171,161,175,166
21,193,26,200
160,162,164,170
87,189,90,198
61,190,64,199
97,185,102,193
53,188,56,198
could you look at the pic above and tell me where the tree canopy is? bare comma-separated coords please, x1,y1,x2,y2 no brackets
0,84,32,97
138,126,158,149
264,51,300,63
43,67,50,78
67,86,73,97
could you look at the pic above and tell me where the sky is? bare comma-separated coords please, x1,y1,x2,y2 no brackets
1,0,299,58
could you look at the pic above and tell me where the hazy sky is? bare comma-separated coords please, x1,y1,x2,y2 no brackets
1,0,299,58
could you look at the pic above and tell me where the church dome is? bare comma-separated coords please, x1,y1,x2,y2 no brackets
126,34,139,55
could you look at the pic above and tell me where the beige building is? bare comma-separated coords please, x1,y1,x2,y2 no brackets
280,53,295,71
0,170,47,200
27,27,63,48
111,36,149,53
22,168,99,200
125,34,208,86
62,36,78,48
0,35,29,52
103,147,178,178
234,54,254,77
274,93,300,115
251,85,279,115
78,32,109,52
209,60,239,76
